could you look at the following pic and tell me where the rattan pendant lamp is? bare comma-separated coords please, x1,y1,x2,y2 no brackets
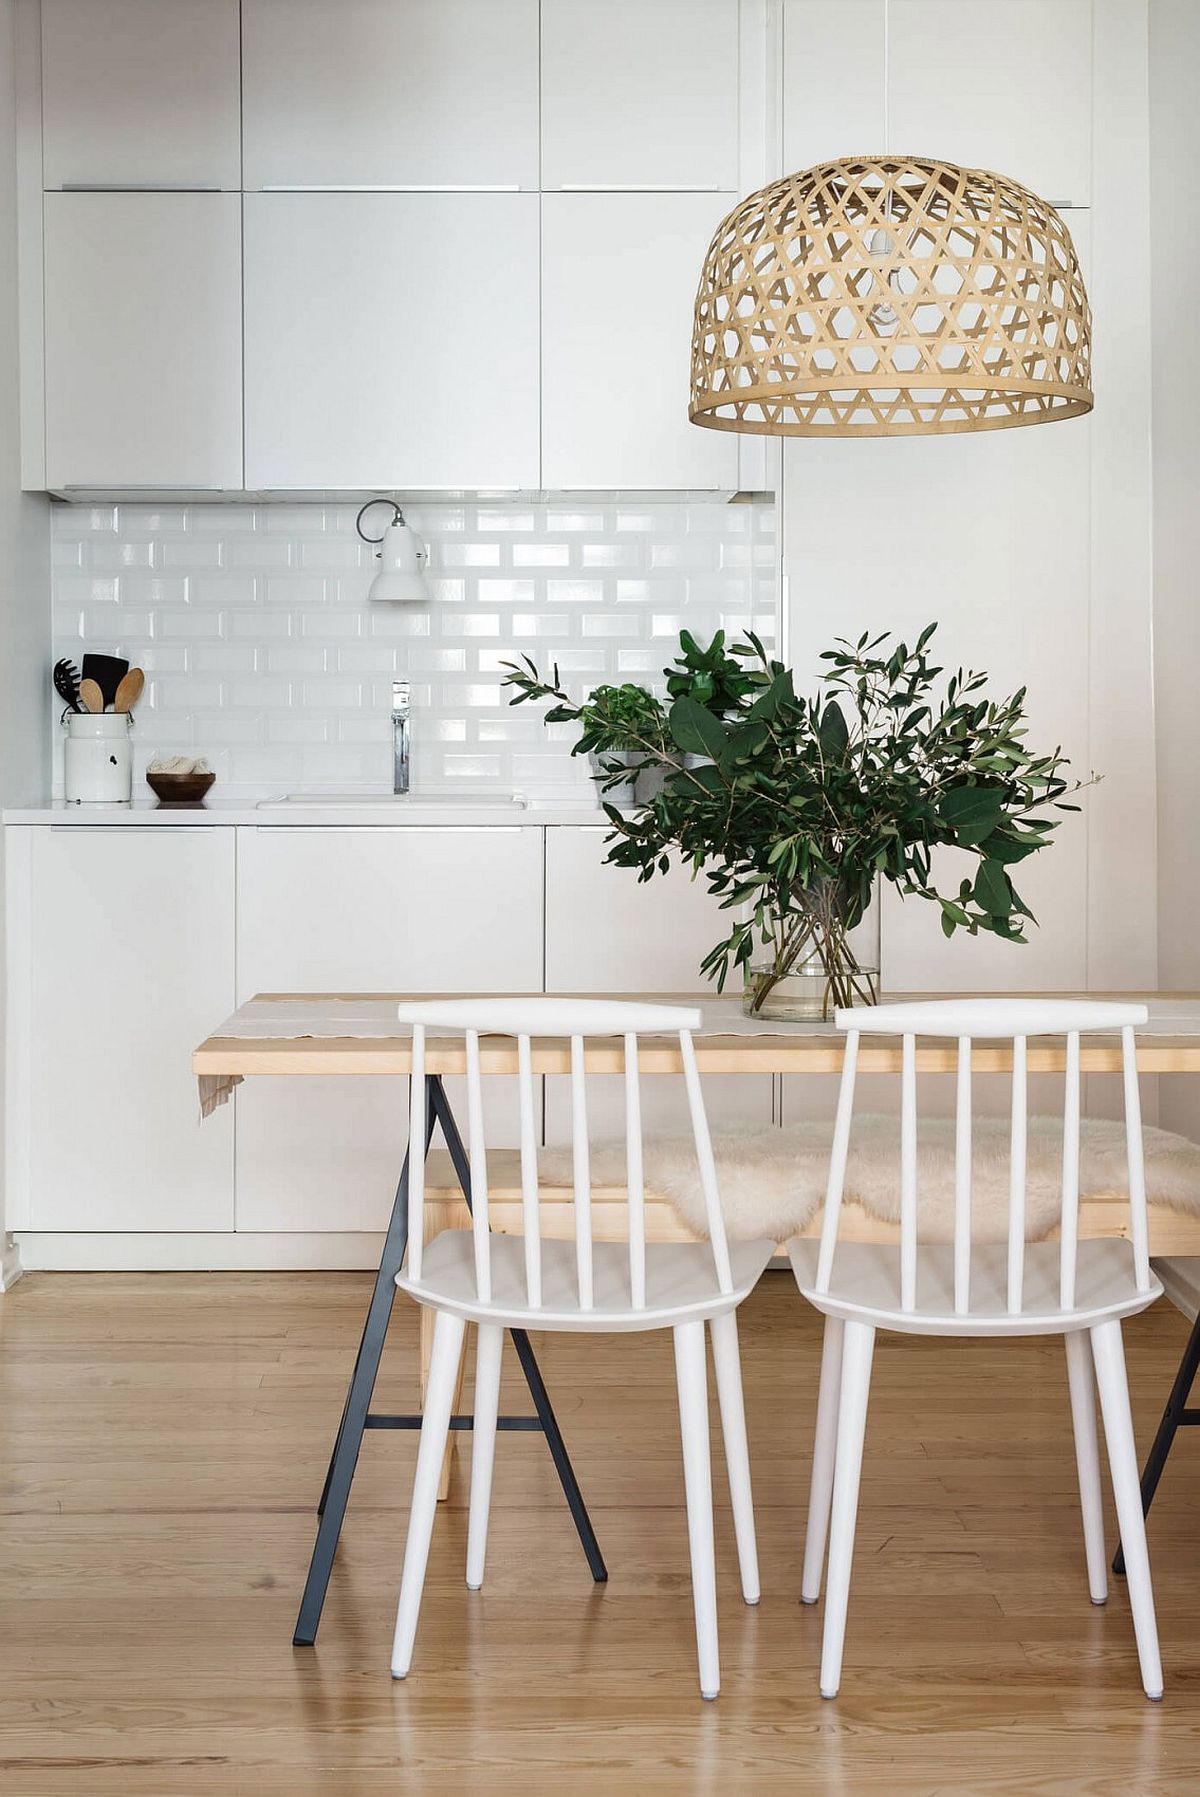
689,21,1092,436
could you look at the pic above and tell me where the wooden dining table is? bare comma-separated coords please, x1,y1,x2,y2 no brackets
193,989,1200,1647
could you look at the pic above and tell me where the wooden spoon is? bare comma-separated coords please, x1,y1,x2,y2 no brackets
78,678,105,714
114,668,145,712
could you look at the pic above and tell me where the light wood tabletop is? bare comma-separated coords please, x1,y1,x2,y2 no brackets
193,990,1200,1079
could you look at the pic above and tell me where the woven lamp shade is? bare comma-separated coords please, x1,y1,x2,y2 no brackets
689,154,1092,437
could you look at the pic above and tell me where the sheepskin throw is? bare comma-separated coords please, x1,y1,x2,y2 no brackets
538,1117,1200,1243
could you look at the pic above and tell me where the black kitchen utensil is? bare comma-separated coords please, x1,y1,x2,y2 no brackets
81,653,129,709
53,658,83,713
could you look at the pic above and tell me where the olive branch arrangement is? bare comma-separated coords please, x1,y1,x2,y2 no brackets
503,624,1093,1016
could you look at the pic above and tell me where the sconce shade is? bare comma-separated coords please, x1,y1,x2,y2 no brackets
689,155,1092,437
367,516,431,604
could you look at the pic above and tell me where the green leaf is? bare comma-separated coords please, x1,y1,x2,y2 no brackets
938,785,1005,845
818,699,849,758
667,696,728,760
973,859,1012,916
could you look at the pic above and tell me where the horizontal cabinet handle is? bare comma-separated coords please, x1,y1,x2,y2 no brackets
57,182,227,193
256,183,527,194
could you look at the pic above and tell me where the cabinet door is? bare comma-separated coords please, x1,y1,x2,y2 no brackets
243,193,540,490
541,193,737,490
235,828,544,1232
41,0,240,191
543,827,772,1138
541,0,739,190
43,194,243,489
242,0,539,190
26,829,235,1231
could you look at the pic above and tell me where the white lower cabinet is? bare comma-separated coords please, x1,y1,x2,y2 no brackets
16,828,235,1232
542,827,772,1139
233,828,544,1232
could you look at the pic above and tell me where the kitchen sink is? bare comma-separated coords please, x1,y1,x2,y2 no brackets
256,791,530,811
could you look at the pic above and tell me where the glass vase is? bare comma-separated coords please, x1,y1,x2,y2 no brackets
743,886,881,1021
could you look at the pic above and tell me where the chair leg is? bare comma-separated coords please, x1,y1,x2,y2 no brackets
820,1318,875,1700
801,1315,845,1605
709,1309,760,1606
391,1308,467,1679
1090,1319,1164,1701
1064,1329,1108,1605
673,1319,720,1701
466,1324,504,1591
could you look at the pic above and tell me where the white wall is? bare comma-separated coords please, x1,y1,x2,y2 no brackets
0,0,51,1280
780,0,1157,1012
1149,0,1200,1138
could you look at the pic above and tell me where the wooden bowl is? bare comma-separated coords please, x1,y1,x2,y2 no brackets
146,770,216,806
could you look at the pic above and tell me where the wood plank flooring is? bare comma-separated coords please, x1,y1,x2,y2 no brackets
1,1269,1198,1795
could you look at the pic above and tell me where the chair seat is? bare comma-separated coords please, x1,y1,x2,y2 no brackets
398,1230,776,1332
788,1237,1163,1337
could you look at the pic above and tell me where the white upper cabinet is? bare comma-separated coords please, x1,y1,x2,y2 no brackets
541,192,737,490
241,0,540,190
40,0,241,190
783,0,1091,203
541,0,740,190
243,192,540,490
43,193,243,490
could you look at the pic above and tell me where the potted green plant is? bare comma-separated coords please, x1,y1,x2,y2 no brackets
501,671,670,804
503,625,1092,1018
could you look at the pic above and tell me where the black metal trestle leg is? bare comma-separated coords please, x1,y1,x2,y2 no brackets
294,1073,605,1646
429,1078,607,1584
1113,1307,1200,1576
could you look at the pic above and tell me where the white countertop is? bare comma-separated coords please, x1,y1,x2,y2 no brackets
3,795,617,827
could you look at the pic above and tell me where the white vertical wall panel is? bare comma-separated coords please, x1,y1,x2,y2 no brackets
782,1,886,172
889,1,1093,203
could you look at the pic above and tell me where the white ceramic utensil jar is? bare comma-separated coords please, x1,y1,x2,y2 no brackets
64,712,132,803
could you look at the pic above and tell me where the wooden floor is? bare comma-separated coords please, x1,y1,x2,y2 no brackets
1,1272,1199,1796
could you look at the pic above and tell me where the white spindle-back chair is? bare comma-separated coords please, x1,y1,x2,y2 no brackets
789,998,1164,1701
391,998,775,1700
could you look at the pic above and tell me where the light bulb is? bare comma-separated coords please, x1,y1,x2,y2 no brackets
865,225,901,333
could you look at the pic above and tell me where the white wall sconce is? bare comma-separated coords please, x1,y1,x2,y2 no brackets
355,500,432,604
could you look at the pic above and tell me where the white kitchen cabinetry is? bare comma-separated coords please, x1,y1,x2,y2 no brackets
40,0,241,191
234,828,544,1232
12,828,235,1232
243,192,540,491
543,827,772,1137
541,193,738,491
241,0,539,190
43,193,243,490
540,0,740,190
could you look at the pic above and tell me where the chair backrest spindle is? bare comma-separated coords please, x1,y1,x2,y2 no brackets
1007,1034,1028,1314
680,1027,733,1295
816,1029,859,1293
900,1032,918,1311
464,1028,492,1303
407,1024,427,1284
624,1032,646,1310
954,1035,972,1315
1122,1024,1152,1293
1059,1030,1081,1310
517,1032,542,1307
570,1033,593,1310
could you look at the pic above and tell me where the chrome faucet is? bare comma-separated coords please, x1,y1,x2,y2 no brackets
392,680,411,795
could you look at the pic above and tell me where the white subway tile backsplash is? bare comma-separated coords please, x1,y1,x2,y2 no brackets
51,499,775,796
